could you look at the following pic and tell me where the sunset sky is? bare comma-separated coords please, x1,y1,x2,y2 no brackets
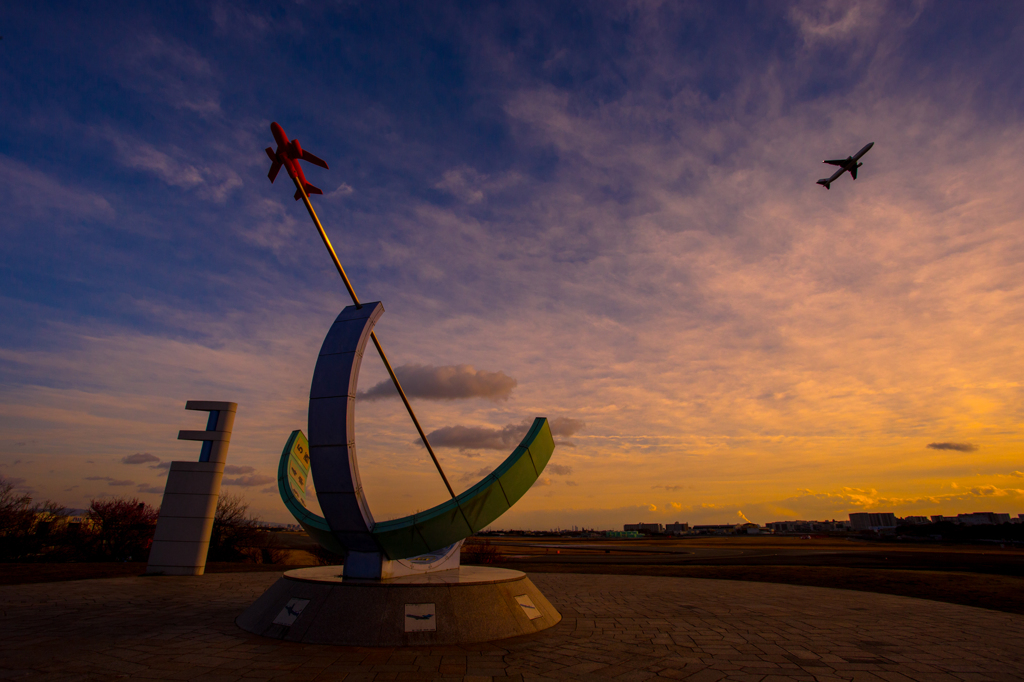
2,2,1023,528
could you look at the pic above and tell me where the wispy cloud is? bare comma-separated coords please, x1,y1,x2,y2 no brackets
427,424,514,451
426,416,583,451
114,34,222,115
222,474,275,487
210,1,271,41
360,364,517,402
434,167,523,205
3,477,31,493
927,442,978,452
101,129,243,202
4,4,1024,526
86,476,134,487
0,156,114,222
122,453,160,465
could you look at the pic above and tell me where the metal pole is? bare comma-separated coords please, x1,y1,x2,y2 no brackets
369,332,458,500
290,174,460,502
294,178,361,309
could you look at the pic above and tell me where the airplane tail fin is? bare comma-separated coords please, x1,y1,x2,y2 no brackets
816,179,831,190
293,182,324,201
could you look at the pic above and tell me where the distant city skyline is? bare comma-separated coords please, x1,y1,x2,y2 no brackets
2,3,1024,527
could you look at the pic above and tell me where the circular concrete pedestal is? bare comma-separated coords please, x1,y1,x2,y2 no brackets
236,566,561,646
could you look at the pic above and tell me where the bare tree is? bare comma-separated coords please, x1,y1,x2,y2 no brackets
87,497,158,561
0,476,34,559
208,493,280,563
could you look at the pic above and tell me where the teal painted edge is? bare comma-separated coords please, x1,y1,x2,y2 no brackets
277,430,346,556
373,417,555,560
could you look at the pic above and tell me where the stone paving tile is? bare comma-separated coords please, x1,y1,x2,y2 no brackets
1,573,1023,681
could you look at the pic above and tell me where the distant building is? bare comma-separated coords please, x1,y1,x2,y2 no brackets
692,524,740,535
928,512,1013,526
766,521,807,533
957,512,1011,525
849,512,897,531
765,519,849,533
606,530,641,538
665,522,689,535
624,522,663,534
900,516,931,525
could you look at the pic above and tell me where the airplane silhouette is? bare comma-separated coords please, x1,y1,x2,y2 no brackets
266,122,329,200
406,613,434,620
817,142,874,190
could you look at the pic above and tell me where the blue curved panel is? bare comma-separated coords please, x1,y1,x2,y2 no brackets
304,301,557,561
307,301,384,554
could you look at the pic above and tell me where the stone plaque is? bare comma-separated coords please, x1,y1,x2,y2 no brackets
515,594,541,620
273,598,310,626
404,603,436,632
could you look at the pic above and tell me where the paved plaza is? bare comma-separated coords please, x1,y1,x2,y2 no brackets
1,571,1022,681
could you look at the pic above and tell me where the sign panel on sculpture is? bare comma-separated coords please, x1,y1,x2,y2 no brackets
286,437,310,507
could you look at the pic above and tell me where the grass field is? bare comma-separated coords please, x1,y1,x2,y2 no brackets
466,535,1024,615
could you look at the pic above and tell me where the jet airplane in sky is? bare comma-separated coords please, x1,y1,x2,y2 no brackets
266,122,329,200
816,142,873,189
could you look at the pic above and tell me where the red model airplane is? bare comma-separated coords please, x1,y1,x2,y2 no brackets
265,122,329,200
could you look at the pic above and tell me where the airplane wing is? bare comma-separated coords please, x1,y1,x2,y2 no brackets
823,159,847,166
300,150,329,169
266,148,283,182
850,165,858,180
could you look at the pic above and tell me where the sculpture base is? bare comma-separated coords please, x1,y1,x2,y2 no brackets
236,566,561,646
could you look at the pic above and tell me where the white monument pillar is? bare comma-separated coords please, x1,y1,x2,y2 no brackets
147,400,237,576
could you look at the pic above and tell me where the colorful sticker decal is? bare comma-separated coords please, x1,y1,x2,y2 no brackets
294,438,310,468
404,603,436,632
515,594,541,620
286,434,311,508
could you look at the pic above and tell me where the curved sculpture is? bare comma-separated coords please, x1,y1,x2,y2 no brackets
291,301,555,563
277,429,344,555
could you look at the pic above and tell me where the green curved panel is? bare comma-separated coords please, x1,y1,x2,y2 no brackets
277,430,346,556
372,417,555,560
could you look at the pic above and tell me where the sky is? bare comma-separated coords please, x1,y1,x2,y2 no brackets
2,1,1024,528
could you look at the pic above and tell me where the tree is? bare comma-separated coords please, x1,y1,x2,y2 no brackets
87,497,158,561
0,476,34,559
29,501,77,561
207,493,278,563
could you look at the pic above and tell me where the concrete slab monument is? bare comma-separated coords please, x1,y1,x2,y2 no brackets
147,400,236,576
